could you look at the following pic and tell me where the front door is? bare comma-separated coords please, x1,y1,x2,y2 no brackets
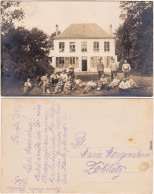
82,57,87,71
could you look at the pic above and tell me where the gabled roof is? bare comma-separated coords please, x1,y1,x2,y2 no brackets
54,23,114,39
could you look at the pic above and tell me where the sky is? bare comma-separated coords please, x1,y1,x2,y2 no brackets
15,1,122,36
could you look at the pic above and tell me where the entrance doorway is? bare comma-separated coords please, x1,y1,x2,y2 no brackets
82,57,87,71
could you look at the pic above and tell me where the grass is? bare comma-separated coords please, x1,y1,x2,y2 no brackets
1,73,153,97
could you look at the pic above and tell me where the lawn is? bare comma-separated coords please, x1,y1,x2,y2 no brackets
1,73,153,97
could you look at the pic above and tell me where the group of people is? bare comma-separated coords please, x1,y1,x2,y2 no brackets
95,58,137,93
23,59,137,95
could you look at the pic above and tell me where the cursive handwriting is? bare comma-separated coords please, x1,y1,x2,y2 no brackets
71,132,86,148
106,147,151,162
85,160,126,180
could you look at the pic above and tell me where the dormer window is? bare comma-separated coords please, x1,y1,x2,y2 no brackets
93,42,99,52
70,42,75,52
104,41,110,52
59,42,65,52
81,41,87,52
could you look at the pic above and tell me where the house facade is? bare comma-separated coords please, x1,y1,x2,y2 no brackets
50,23,117,72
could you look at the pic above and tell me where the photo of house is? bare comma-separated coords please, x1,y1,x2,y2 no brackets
50,23,117,73
1,1,153,96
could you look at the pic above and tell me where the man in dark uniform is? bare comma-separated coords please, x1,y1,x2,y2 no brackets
97,58,104,79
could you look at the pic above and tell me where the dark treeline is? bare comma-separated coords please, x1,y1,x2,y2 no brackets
1,1,54,80
116,1,153,75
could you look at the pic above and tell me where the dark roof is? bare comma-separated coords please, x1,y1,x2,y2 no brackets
54,23,114,39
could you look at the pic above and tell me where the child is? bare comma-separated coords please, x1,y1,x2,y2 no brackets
24,79,32,94
54,79,64,94
97,74,108,92
119,77,130,92
83,79,96,94
109,75,120,88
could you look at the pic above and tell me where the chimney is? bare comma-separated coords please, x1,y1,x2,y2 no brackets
56,24,58,36
109,24,112,36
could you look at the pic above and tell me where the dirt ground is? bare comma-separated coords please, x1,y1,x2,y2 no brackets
1,73,153,97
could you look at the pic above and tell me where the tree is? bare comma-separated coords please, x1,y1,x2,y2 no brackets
2,27,53,79
1,1,53,80
1,1,24,34
116,1,153,74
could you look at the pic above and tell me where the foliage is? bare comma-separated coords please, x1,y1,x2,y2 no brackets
116,1,153,74
1,1,54,80
2,27,53,79
1,1,25,34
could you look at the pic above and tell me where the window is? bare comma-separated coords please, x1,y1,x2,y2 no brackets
104,41,110,52
56,57,65,68
81,41,87,52
70,57,75,65
59,42,65,52
93,42,99,52
69,57,79,68
51,42,54,50
70,42,75,52
56,57,79,68
91,56,103,68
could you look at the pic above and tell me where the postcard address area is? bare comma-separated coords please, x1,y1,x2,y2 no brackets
1,99,153,193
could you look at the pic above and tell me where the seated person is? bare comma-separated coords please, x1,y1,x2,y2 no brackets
60,69,68,82
64,79,72,95
50,72,60,84
97,74,108,91
109,75,120,88
83,79,96,94
74,76,82,85
119,77,130,92
54,79,64,94
74,76,86,87
41,74,51,94
127,76,138,88
24,79,32,94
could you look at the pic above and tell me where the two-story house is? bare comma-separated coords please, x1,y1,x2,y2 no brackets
50,23,117,72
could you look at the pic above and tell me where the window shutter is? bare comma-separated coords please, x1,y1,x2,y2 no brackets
65,57,69,68
75,57,79,68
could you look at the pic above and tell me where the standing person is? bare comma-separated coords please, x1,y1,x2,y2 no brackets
110,58,118,80
122,60,131,78
97,58,104,79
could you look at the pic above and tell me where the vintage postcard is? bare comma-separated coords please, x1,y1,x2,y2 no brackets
1,98,153,193
1,1,153,96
